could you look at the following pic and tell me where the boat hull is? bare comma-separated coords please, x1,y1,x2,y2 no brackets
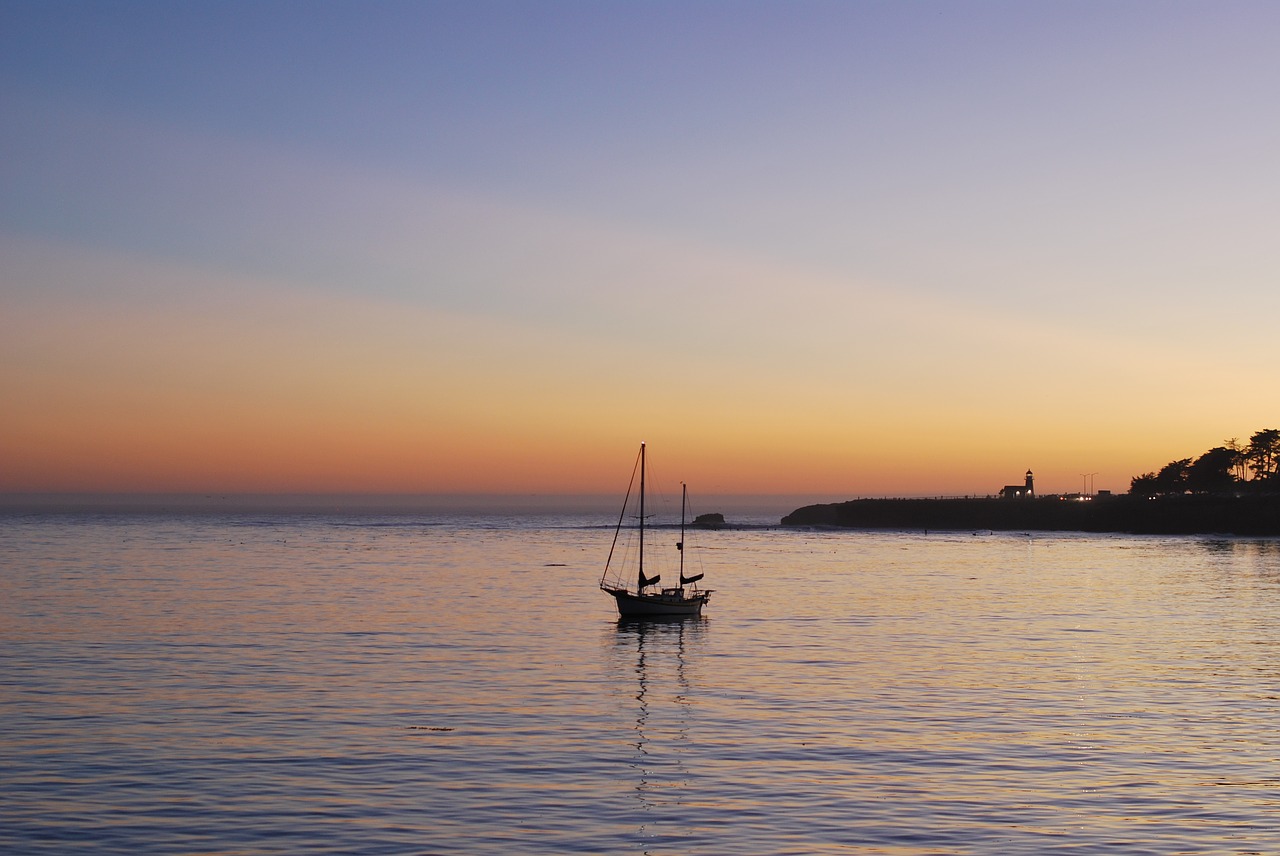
606,589,709,618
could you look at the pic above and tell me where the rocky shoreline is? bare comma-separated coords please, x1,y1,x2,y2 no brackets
781,494,1280,536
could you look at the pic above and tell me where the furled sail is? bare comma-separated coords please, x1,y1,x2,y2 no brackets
680,572,704,585
639,571,661,590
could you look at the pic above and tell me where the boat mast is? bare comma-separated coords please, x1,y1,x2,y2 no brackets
679,482,687,590
637,441,646,593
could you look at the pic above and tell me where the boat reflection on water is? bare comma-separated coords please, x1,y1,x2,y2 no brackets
612,615,707,829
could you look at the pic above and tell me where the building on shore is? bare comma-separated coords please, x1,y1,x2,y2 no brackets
999,470,1035,499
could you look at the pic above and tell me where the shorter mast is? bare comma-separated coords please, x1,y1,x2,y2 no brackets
637,442,645,592
678,483,687,590
678,480,704,588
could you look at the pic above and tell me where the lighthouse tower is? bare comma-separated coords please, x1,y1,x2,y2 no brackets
1025,470,1035,498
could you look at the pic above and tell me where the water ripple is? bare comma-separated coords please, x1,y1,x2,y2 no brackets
4,519,1280,853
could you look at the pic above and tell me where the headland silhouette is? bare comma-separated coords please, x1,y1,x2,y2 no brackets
783,428,1280,536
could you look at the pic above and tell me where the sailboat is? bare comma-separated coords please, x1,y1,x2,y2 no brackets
600,443,713,618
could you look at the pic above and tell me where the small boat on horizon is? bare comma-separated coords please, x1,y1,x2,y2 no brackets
600,443,713,618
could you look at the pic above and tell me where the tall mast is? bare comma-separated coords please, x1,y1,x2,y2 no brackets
637,442,646,592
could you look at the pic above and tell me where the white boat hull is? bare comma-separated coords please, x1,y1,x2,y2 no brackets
606,588,710,618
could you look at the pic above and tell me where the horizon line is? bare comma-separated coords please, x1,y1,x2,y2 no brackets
0,490,933,516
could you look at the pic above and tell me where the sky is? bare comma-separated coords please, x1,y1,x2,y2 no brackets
3,1,1278,499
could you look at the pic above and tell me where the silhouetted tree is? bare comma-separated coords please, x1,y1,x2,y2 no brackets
1225,437,1249,481
1130,472,1159,497
1186,447,1238,494
1153,458,1192,495
1129,428,1280,496
1246,428,1280,482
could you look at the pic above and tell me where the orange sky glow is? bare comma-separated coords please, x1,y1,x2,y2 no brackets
4,6,1278,503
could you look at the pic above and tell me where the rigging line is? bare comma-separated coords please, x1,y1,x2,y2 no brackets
643,455,675,520
601,445,643,587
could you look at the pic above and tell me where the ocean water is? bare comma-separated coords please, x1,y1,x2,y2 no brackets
3,510,1280,854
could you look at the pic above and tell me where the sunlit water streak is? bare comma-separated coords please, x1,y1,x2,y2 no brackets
3,513,1279,854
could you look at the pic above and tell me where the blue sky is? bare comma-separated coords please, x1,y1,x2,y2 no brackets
3,1,1278,495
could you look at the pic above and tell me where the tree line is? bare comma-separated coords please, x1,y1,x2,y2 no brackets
1130,428,1279,496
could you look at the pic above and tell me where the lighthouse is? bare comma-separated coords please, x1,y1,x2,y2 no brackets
1025,470,1035,498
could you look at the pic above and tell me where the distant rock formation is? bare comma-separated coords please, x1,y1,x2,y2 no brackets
692,512,725,528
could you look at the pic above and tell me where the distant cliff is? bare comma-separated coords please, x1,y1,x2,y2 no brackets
781,495,1280,536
